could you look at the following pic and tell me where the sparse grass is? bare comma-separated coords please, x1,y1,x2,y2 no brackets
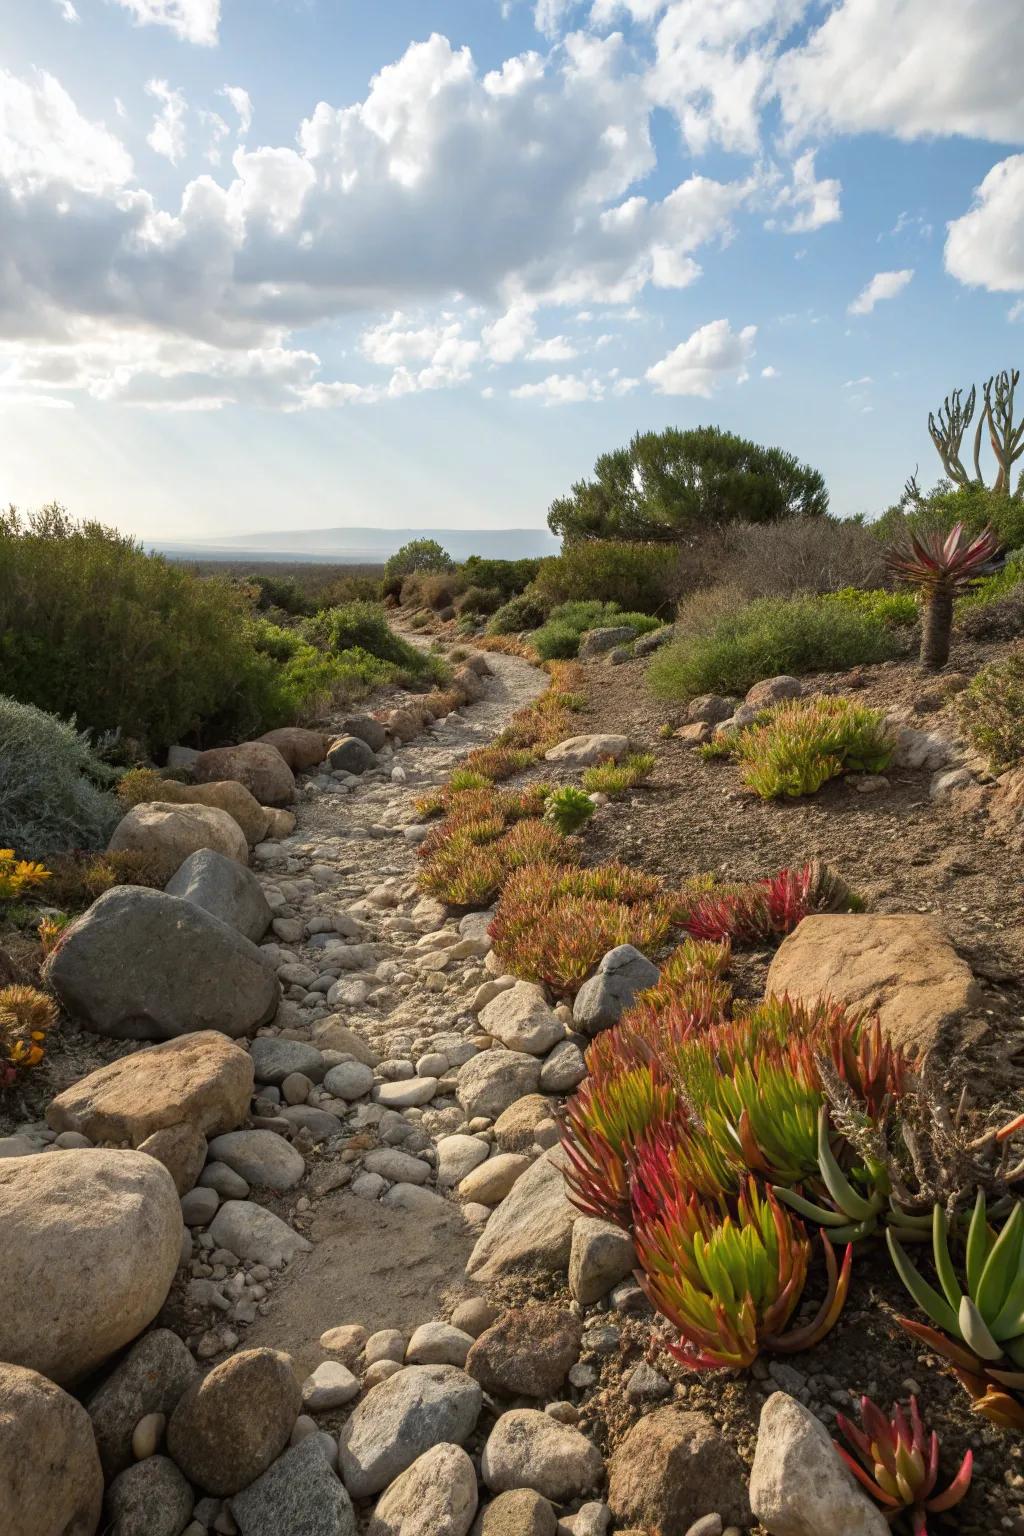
957,647,1024,770
581,752,656,797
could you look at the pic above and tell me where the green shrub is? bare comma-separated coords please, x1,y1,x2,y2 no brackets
822,588,919,627
872,482,1024,552
400,571,459,610
0,696,120,856
957,649,1024,769
459,557,542,599
487,589,552,634
534,601,663,661
534,541,679,615
383,539,455,594
648,594,902,701
301,603,426,673
733,697,894,799
454,585,503,617
247,572,317,616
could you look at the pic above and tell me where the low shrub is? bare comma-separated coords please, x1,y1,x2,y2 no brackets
0,984,58,1086
489,861,677,994
400,571,459,611
460,557,542,599
543,786,596,835
534,601,661,661
681,517,892,601
677,861,861,943
461,745,538,782
648,594,902,701
418,800,578,907
535,541,681,615
732,697,894,800
0,696,119,857
487,589,552,635
454,585,503,617
581,752,656,797
823,588,919,627
302,602,427,671
957,648,1024,769
43,848,165,911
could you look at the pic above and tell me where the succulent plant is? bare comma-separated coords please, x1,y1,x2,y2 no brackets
677,861,859,946
0,983,57,1086
543,785,596,835
886,521,1001,670
733,696,894,800
833,1394,972,1532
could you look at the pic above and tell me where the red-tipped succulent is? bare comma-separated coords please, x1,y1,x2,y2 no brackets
834,1394,972,1532
886,521,1001,670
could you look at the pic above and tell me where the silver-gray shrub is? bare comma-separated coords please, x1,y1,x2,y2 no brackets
0,696,119,856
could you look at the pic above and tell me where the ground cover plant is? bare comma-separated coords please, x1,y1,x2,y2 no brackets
581,752,656,797
0,984,57,1089
722,696,895,800
956,647,1024,769
415,785,577,906
0,696,120,858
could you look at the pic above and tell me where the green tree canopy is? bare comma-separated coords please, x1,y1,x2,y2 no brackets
547,426,829,544
383,538,455,582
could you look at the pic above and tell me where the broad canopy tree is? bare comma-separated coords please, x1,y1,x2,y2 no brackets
547,426,829,544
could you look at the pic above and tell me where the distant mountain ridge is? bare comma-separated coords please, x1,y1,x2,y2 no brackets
154,526,560,564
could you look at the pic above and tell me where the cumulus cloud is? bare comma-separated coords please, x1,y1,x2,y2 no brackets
771,150,841,233
55,1,80,21
528,335,578,361
111,0,220,46
847,268,913,315
945,156,1024,294
221,85,253,137
646,318,757,395
0,68,132,194
510,372,604,403
146,80,188,164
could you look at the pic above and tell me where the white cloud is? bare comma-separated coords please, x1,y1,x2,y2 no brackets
945,156,1024,295
534,0,575,35
646,318,757,395
511,372,604,404
359,312,480,389
55,1,80,21
482,304,537,363
111,0,220,46
0,68,132,195
771,150,841,233
847,268,913,315
146,80,188,165
528,335,578,361
761,364,778,378
199,110,229,165
777,0,1024,144
221,86,253,138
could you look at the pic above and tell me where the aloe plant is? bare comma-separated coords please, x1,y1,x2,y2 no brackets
774,1107,928,1245
886,521,1001,670
834,1394,972,1532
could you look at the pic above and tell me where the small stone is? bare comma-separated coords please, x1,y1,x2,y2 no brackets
105,1455,194,1536
364,1148,432,1185
458,1153,530,1206
748,1392,889,1536
492,1096,553,1154
406,1321,475,1367
476,1489,557,1535
208,1201,311,1268
374,1078,438,1109
200,1163,250,1200
166,1348,302,1496
467,1306,581,1400
436,1134,491,1190
366,1442,478,1536
481,1409,602,1502
323,1061,375,1100
569,1218,635,1306
206,1131,305,1192
229,1435,356,1536
337,1364,482,1498
684,1518,723,1536
132,1411,166,1460
450,1297,498,1338
479,984,564,1057
302,1361,360,1410
607,1408,751,1536
182,1187,220,1226
539,1040,586,1093
364,1329,407,1365
625,1361,671,1401
319,1324,368,1365
363,1359,403,1389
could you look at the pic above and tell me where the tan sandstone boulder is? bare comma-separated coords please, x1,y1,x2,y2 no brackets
192,742,295,806
149,778,270,845
258,727,328,772
108,801,248,884
0,1150,182,1385
0,1363,103,1536
47,1031,255,1145
766,913,982,1058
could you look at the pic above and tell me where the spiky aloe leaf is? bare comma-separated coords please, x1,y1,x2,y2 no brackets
886,521,1002,595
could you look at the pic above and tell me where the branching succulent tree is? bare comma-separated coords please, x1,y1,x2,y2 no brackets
927,369,1024,498
885,522,1001,670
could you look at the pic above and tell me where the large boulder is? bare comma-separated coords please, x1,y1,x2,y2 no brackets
766,913,981,1058
108,801,248,884
258,727,328,772
327,736,378,774
745,675,802,708
230,1436,356,1536
144,779,270,847
0,1363,104,1536
338,715,387,752
749,1393,888,1536
338,1365,483,1498
87,1328,197,1478
44,887,280,1041
192,742,296,807
167,1348,301,1496
479,984,565,1056
165,848,272,941
572,945,659,1036
0,1149,182,1385
48,1032,254,1146
543,735,628,767
466,1149,577,1284
607,1407,751,1535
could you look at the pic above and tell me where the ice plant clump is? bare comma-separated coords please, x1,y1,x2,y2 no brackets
543,785,596,835
834,1395,972,1532
678,860,859,946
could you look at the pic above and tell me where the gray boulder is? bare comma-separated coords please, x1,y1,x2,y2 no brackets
457,1051,541,1120
686,694,736,725
327,736,379,774
466,1149,577,1284
231,1437,356,1536
634,625,673,657
87,1328,197,1478
0,1363,103,1536
250,1037,326,1085
165,848,272,942
337,715,387,753
207,1130,305,1191
572,946,659,1036
105,1455,194,1536
338,1365,483,1498
167,1347,301,1496
209,1200,312,1268
44,886,281,1041
367,1443,478,1536
749,1393,888,1535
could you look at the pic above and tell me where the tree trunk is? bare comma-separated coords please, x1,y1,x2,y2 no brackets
920,589,954,671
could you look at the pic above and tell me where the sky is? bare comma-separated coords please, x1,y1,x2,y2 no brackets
1,0,1023,541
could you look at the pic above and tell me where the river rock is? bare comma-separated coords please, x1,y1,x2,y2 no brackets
314,1018,380,1066
607,1408,751,1535
405,1322,475,1367
481,1410,602,1502
437,1134,491,1189
145,779,271,846
766,913,981,1058
105,1455,194,1536
338,1365,483,1498
167,1348,301,1496
44,887,280,1041
459,1153,530,1205
0,1363,103,1536
208,1200,312,1268
745,675,802,707
543,735,628,767
493,1096,555,1153
47,1032,254,1144
569,1218,636,1306
539,1040,586,1093
0,1149,181,1385
327,736,379,774
338,714,388,752
748,1393,889,1536
193,742,296,806
87,1328,197,1478
572,946,659,1036
207,1130,305,1190
323,1060,375,1099
457,1051,541,1120
302,1361,360,1410
367,1443,478,1536
466,1149,577,1283
479,985,564,1056
230,1434,356,1536
137,1120,208,1194
166,849,273,942
467,1306,581,1398
109,800,249,884
258,727,328,772
474,1489,557,1535
250,1037,326,1085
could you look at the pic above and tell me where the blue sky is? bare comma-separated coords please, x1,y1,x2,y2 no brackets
1,0,1022,540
